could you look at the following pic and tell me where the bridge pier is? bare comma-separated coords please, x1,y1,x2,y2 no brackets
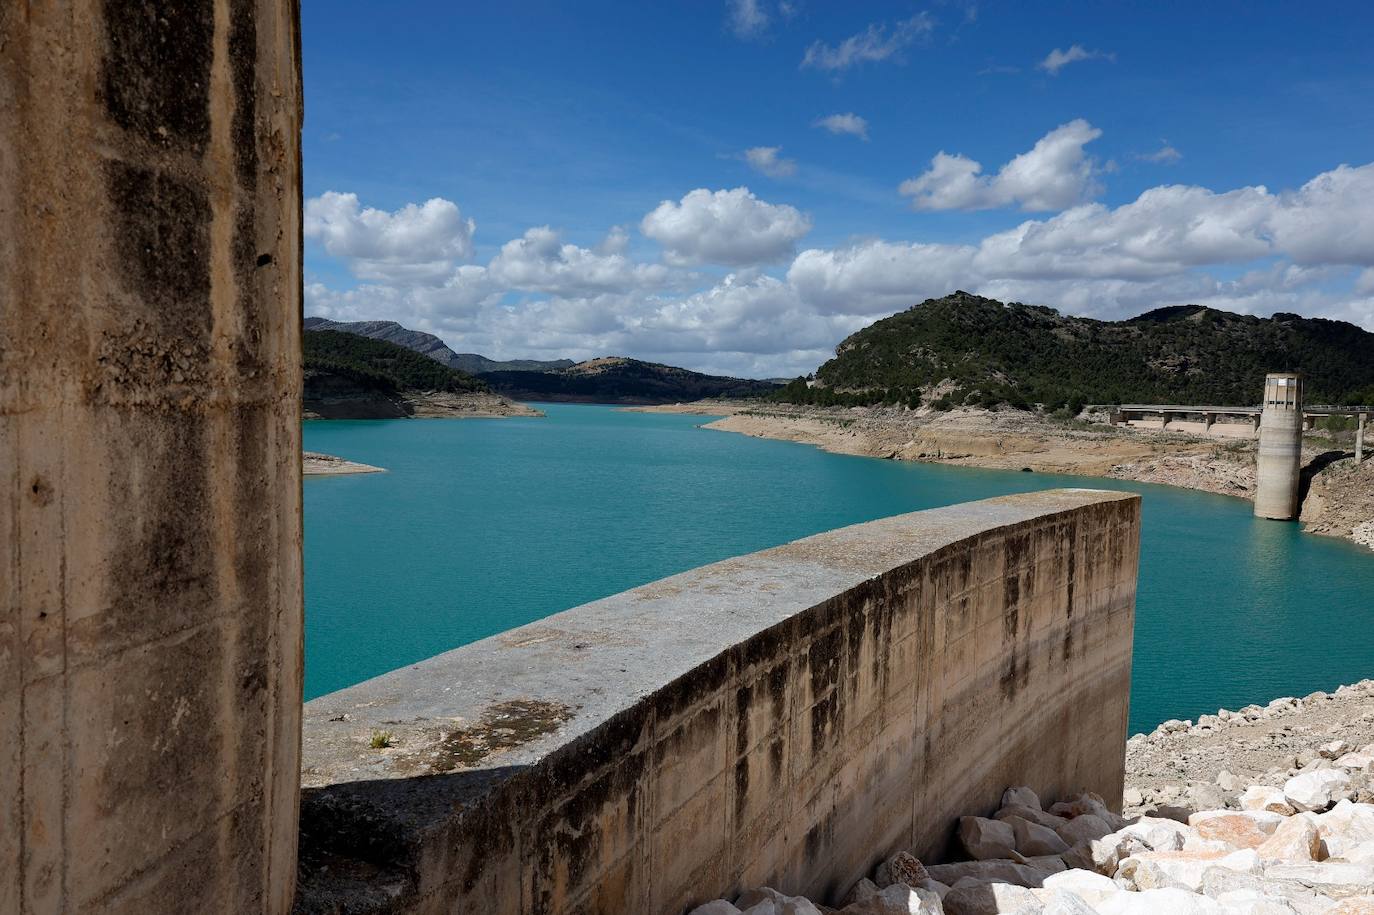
1359,413,1367,463
1254,373,1303,520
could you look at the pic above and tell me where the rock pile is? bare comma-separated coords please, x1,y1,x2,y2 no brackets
1126,681,1374,818
688,741,1374,914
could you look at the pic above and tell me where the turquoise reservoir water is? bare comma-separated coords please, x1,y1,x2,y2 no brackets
303,404,1374,734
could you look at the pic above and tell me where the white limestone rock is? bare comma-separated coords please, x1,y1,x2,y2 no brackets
959,816,1018,860
1038,890,1098,915
1322,742,1352,761
1335,753,1373,771
1316,801,1374,858
1042,868,1121,906
1116,849,1260,892
1242,786,1298,817
1262,862,1374,900
1198,867,1340,915
1213,889,1304,914
1097,886,1225,914
1285,771,1352,813
1342,841,1374,865
1257,813,1323,862
1117,816,1193,851
690,901,742,915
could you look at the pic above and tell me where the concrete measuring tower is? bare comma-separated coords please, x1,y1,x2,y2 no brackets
1254,373,1304,519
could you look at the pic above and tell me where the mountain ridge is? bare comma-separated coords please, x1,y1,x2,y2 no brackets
776,291,1374,410
302,317,575,374
479,356,780,405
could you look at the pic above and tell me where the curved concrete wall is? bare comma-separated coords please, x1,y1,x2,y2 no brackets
2,3,303,912
297,489,1140,915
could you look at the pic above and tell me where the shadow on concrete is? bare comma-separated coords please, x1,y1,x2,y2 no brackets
1298,450,1352,510
294,765,528,914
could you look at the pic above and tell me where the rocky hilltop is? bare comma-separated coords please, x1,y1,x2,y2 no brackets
687,681,1374,915
778,292,1374,410
303,329,540,420
479,356,781,405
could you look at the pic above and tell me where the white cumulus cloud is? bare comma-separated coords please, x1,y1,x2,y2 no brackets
813,113,870,140
304,161,1374,378
801,14,933,72
488,226,673,295
1038,44,1115,75
900,119,1104,211
641,187,812,267
304,191,475,283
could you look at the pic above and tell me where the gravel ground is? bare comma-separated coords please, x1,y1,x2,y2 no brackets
1125,680,1374,816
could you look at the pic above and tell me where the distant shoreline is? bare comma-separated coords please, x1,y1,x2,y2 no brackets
633,400,1373,550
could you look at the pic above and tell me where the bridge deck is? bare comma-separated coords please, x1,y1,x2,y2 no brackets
1119,404,1370,416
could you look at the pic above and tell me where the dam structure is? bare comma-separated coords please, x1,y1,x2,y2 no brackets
0,4,1148,913
295,490,1141,914
1111,373,1371,521
1254,373,1306,521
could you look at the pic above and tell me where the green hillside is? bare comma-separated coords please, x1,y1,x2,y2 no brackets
776,292,1374,410
303,329,487,394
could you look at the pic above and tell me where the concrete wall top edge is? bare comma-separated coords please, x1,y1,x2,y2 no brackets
301,488,1137,790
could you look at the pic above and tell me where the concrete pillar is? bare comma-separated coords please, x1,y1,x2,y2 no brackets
1204,412,1215,432
1358,413,1367,463
1254,373,1304,520
1,3,302,913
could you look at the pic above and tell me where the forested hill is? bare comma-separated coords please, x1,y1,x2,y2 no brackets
303,329,487,394
777,291,1374,410
480,357,780,404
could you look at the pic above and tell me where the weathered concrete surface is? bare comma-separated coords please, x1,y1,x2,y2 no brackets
1256,374,1304,520
1,2,303,912
297,489,1140,914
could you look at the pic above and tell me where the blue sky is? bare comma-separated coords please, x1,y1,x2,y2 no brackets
302,2,1374,377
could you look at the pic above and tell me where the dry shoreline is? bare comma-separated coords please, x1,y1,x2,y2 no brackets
629,400,1373,550
303,451,386,476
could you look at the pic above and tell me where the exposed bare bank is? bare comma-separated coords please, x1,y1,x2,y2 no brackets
630,401,1372,549
303,452,386,476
